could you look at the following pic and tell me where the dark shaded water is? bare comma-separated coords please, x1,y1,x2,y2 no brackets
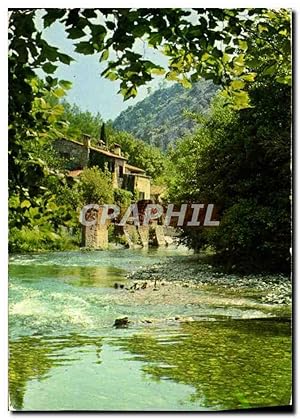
9,250,291,411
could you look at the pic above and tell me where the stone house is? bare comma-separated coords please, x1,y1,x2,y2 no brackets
54,134,150,199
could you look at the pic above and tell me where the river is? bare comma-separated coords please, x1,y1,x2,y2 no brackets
9,248,291,411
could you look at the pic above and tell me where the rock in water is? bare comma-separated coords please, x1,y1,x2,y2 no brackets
113,317,130,328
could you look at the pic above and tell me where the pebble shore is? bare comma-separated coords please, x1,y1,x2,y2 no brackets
126,257,292,305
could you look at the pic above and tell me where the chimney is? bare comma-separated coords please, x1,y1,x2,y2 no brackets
113,143,121,156
82,133,91,149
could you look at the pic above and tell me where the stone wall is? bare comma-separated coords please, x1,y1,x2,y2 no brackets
54,139,89,170
89,149,125,188
82,223,108,249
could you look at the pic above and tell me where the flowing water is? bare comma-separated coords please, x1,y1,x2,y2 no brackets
9,249,291,411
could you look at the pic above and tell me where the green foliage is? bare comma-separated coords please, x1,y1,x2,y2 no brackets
9,192,75,230
114,81,218,150
9,76,70,195
113,188,132,211
77,166,114,205
152,158,176,189
9,9,291,109
8,73,81,252
169,81,291,272
9,226,78,253
62,101,103,140
9,189,80,253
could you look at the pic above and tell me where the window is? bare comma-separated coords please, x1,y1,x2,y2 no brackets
119,165,124,178
139,192,145,200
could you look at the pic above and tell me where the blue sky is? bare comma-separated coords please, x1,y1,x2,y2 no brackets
40,15,171,121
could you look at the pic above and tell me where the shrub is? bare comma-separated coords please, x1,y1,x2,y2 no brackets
77,166,114,205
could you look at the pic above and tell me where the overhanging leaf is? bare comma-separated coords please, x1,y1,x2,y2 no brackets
42,62,57,74
67,27,86,39
74,42,94,55
100,49,109,62
59,80,72,89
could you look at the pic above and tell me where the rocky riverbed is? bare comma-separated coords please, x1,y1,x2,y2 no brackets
125,256,292,306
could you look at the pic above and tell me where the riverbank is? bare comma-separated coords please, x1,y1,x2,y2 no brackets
126,256,291,307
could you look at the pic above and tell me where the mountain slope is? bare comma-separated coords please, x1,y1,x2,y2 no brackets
113,81,218,150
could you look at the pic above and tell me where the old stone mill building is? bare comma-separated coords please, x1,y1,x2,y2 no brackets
55,135,166,249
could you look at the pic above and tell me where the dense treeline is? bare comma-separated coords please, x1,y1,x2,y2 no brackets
62,101,103,139
168,81,291,272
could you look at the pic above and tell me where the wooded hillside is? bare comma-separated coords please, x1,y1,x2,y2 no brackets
113,81,218,150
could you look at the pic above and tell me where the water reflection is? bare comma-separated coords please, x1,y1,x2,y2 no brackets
8,321,291,411
9,334,103,410
112,319,292,410
9,264,125,288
